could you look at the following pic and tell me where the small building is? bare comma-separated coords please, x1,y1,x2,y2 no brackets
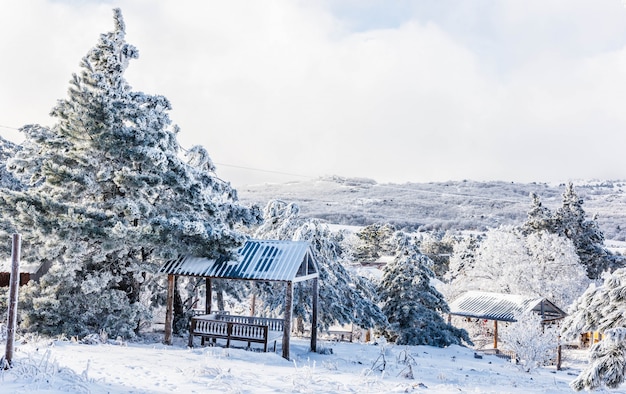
0,260,48,287
448,291,567,350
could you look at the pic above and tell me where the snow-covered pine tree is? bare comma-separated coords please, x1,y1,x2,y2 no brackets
417,231,454,280
570,327,626,391
562,268,626,340
378,232,470,347
554,182,617,279
0,9,260,338
351,223,396,263
254,200,387,332
521,192,555,235
561,269,626,389
443,233,482,282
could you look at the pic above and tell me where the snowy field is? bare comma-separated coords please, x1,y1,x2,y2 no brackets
3,334,623,393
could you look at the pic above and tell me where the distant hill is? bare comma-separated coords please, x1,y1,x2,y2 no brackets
236,176,626,241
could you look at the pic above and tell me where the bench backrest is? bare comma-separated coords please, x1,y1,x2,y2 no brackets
192,318,269,341
213,314,284,332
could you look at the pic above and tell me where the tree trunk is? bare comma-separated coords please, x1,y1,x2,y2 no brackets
216,290,225,312
296,316,304,335
173,276,185,334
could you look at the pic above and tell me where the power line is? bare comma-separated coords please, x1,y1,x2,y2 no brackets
0,124,20,131
214,162,315,180
0,122,529,205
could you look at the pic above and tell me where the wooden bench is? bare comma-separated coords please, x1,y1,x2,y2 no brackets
189,314,284,352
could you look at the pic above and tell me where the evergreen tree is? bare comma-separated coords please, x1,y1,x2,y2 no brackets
553,183,620,279
521,192,555,235
562,268,626,339
417,231,454,280
0,9,260,338
570,327,626,391
563,270,626,390
378,232,470,347
254,200,387,331
521,184,621,280
352,223,396,262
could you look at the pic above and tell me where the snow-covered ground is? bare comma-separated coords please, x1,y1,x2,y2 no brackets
3,334,622,393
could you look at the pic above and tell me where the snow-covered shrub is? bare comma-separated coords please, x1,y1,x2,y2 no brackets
501,310,558,372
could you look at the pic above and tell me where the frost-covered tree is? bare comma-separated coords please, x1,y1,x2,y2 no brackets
521,192,555,235
554,183,617,279
417,231,454,280
502,310,558,373
446,227,588,309
561,269,626,390
562,268,626,340
0,9,260,338
570,327,626,391
351,223,396,262
521,184,620,280
378,232,470,347
440,233,483,301
254,200,387,331
522,231,589,308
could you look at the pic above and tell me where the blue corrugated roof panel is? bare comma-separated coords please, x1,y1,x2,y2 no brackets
159,239,319,282
448,291,565,322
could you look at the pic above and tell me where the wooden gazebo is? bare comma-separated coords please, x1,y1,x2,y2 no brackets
158,239,319,360
448,291,566,349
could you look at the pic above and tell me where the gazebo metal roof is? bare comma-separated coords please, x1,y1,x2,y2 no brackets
158,239,318,283
448,291,566,322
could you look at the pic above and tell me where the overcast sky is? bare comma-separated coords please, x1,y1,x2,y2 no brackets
2,0,626,186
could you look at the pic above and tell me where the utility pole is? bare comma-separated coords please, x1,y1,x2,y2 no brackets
4,234,21,369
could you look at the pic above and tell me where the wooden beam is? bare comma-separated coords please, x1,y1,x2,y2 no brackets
493,320,498,349
250,293,256,316
310,278,318,353
282,281,293,360
205,278,212,314
164,274,175,345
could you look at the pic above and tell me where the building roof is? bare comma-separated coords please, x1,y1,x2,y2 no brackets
158,239,319,282
0,260,44,274
448,291,566,322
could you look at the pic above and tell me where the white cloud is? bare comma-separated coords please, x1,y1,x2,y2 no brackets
2,0,626,185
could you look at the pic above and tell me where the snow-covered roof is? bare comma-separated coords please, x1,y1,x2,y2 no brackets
0,260,43,274
159,239,319,282
448,291,566,322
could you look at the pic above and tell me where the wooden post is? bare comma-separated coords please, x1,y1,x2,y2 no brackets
493,320,498,349
310,278,318,353
164,274,175,345
282,281,293,360
250,293,256,316
205,278,212,314
4,234,21,368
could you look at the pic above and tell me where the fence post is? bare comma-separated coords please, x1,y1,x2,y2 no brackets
4,234,22,369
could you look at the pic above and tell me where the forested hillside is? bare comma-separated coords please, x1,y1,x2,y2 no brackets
237,176,626,241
